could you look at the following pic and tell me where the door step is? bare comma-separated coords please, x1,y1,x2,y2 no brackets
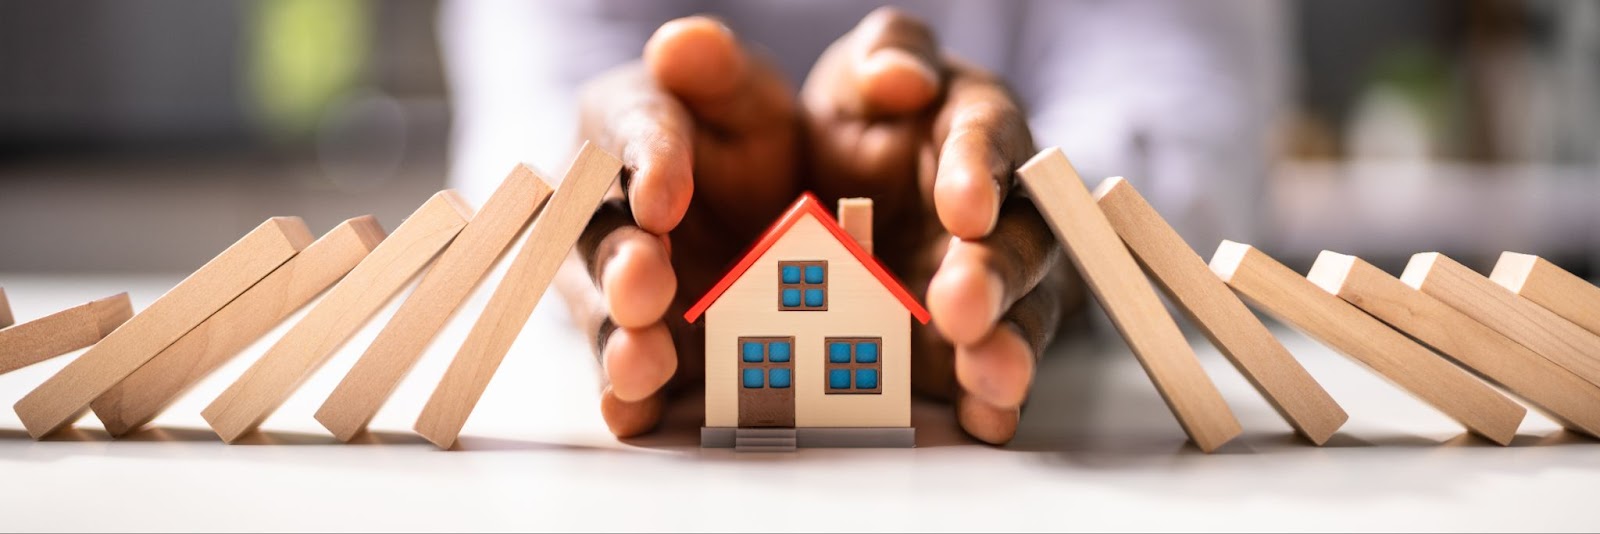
734,428,797,452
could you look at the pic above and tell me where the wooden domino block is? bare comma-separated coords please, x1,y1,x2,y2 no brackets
202,192,473,443
1094,177,1347,444
14,217,312,438
1490,252,1600,338
1404,253,1600,390
1211,242,1525,445
0,288,13,329
315,165,554,442
414,142,621,449
1312,251,1600,439
1017,148,1241,452
91,216,385,437
0,293,133,375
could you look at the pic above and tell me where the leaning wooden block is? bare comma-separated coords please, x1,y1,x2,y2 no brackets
14,217,312,438
91,216,385,437
1017,148,1241,452
316,165,554,442
0,288,14,329
1212,242,1525,445
0,293,133,375
1312,251,1600,439
1405,253,1600,390
414,142,621,449
1094,177,1346,445
1491,252,1600,338
203,192,472,443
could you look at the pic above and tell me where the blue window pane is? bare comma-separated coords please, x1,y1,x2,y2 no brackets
742,368,764,388
781,289,802,307
856,342,878,363
829,342,851,363
804,265,826,284
829,369,851,389
804,289,825,307
781,265,802,284
768,341,791,362
769,369,791,388
742,342,764,363
856,369,879,389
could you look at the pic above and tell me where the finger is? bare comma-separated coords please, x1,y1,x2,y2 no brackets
926,197,1061,346
808,7,944,118
600,386,666,438
932,66,1035,239
957,390,1021,445
575,200,677,328
954,323,1034,409
601,323,679,403
580,66,695,234
643,16,794,134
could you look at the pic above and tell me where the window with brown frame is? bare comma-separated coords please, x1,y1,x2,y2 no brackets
824,337,882,394
778,260,827,311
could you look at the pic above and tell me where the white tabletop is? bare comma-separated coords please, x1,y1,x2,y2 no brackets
1,271,1596,532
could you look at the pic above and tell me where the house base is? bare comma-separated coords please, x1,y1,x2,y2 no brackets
701,426,915,450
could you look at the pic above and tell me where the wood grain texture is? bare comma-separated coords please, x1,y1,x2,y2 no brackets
1212,242,1525,445
316,165,554,442
1404,252,1600,390
14,218,312,438
1311,251,1600,439
0,293,133,375
1094,177,1346,444
1017,148,1241,453
1491,252,1600,338
414,142,621,449
202,192,472,443
0,288,13,329
91,216,385,437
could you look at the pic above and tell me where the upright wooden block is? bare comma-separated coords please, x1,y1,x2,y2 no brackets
315,165,555,441
1491,252,1600,338
1211,242,1525,445
91,217,385,437
0,293,133,375
0,288,14,329
1016,148,1241,452
202,192,473,443
1404,253,1600,390
414,142,621,449
1094,177,1347,444
14,217,312,438
1311,251,1600,439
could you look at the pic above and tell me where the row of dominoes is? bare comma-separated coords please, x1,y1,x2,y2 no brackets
2,142,622,449
1019,147,1600,452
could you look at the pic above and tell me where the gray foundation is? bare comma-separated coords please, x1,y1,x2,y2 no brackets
702,427,915,450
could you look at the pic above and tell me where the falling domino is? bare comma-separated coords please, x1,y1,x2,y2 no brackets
0,288,13,329
0,293,133,376
1211,242,1525,445
202,192,473,443
1311,251,1600,439
14,217,313,438
1490,252,1600,338
1017,148,1242,453
90,216,386,437
414,142,621,449
315,165,555,442
1403,253,1600,390
1094,177,1347,445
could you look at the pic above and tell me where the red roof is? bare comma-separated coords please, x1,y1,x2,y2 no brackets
682,192,930,324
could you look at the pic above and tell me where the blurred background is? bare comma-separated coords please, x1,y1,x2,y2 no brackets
0,0,1596,279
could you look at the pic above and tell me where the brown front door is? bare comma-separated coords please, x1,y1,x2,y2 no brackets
737,337,795,427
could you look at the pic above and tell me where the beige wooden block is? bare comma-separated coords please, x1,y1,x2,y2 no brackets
316,165,554,441
203,192,472,443
1312,251,1600,439
0,288,13,329
1404,252,1600,390
1491,252,1600,338
91,216,385,437
0,293,133,375
1017,148,1241,452
836,197,873,253
1212,242,1525,445
1094,177,1347,444
14,217,312,438
414,142,621,449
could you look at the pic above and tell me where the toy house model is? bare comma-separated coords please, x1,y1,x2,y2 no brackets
685,193,930,451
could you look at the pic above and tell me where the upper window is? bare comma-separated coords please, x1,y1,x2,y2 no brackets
824,337,882,394
779,260,827,311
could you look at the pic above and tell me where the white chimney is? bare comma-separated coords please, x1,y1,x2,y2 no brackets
836,197,873,254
